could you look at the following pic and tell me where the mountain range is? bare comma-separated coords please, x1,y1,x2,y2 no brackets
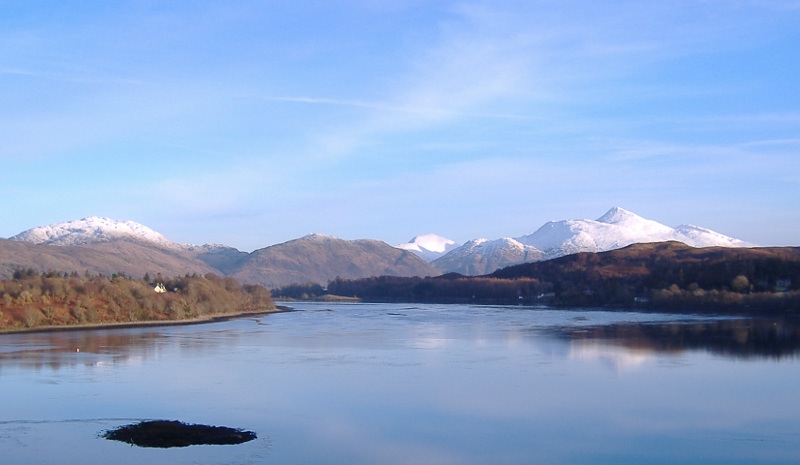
396,207,752,275
2,222,437,288
3,208,752,287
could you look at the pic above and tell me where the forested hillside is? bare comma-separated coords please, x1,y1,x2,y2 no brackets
0,270,274,331
277,242,800,313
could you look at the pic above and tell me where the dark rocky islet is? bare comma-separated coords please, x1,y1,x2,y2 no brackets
102,420,257,448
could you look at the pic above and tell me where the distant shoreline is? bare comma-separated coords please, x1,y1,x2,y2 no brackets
0,306,289,335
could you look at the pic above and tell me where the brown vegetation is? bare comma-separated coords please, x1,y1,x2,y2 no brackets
491,242,800,311
0,270,274,331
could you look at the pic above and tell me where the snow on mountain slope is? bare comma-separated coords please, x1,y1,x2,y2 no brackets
517,207,751,259
518,207,671,259
9,217,184,249
395,234,458,262
596,206,675,235
432,207,752,275
672,224,751,248
431,237,543,275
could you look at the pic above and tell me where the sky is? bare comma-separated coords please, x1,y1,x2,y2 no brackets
1,1,799,251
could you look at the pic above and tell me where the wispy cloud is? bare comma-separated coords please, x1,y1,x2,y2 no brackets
256,7,542,162
0,68,39,77
257,1,795,165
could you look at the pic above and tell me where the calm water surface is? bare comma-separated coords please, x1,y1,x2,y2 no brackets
1,302,799,464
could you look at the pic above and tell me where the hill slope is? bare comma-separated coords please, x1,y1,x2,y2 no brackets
231,234,441,288
0,238,217,280
491,241,800,307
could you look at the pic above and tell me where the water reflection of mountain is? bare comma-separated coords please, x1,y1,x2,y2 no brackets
549,318,800,360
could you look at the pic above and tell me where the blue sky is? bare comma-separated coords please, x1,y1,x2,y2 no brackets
2,1,798,251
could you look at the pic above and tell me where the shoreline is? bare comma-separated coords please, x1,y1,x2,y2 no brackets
0,306,291,335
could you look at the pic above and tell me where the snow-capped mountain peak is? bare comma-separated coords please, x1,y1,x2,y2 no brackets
301,233,339,241
431,207,753,275
9,217,183,249
518,208,681,259
597,206,674,237
395,234,457,262
596,206,640,225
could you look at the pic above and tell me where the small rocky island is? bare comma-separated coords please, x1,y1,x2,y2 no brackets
102,420,257,448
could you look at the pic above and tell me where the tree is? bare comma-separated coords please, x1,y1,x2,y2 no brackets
731,275,750,293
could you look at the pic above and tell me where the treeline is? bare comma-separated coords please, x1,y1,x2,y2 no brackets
331,275,545,304
273,243,800,313
0,269,274,331
273,275,548,305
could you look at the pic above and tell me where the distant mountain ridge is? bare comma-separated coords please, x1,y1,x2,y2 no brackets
10,216,184,249
4,207,753,286
517,207,750,258
230,233,438,288
3,221,439,287
411,207,752,275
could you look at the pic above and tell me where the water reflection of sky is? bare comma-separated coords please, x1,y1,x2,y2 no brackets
1,303,799,464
